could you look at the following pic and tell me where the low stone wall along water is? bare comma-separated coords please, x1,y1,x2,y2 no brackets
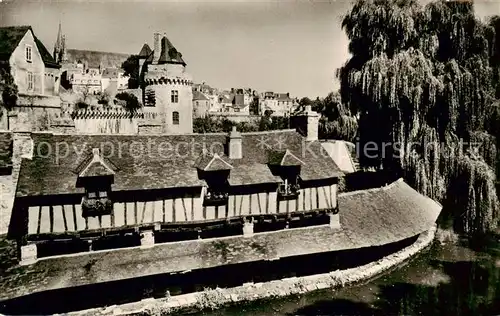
64,225,437,316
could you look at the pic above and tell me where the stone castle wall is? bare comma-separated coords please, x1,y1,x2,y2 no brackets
144,63,193,134
0,132,33,235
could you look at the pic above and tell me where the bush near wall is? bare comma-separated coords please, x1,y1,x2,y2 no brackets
193,115,289,133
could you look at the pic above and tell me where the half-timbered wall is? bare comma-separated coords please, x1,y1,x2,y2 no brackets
25,182,337,237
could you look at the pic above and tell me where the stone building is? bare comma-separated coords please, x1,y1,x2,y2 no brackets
8,107,343,263
193,90,210,117
194,82,219,112
0,26,61,97
138,32,193,134
54,23,129,96
260,92,294,116
4,106,442,304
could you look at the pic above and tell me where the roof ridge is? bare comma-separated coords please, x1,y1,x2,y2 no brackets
244,129,297,135
338,178,404,197
280,149,305,166
204,153,233,171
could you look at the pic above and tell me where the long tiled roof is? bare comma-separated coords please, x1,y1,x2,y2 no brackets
0,26,59,68
16,130,342,197
0,179,441,300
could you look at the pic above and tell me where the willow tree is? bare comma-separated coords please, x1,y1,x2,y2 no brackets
339,0,499,235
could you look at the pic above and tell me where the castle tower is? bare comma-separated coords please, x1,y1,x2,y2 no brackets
142,32,193,134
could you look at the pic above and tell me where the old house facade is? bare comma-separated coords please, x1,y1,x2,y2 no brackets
0,26,61,97
9,107,346,263
260,92,295,117
193,90,210,117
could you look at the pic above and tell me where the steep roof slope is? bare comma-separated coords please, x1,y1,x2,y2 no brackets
137,44,152,58
193,90,209,101
0,26,59,68
158,36,185,65
321,140,356,173
16,130,342,197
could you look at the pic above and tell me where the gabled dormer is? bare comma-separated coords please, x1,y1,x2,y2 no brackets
76,148,116,217
196,152,233,206
268,149,304,200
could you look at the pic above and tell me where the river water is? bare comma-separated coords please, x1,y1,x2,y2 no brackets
191,233,500,316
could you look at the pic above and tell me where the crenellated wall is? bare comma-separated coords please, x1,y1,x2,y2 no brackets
54,109,161,134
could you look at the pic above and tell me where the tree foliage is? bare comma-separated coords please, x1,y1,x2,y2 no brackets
116,92,141,113
339,0,499,235
0,66,18,110
121,55,140,89
314,91,359,142
193,115,289,133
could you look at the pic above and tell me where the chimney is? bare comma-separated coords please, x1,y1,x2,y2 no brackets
228,126,242,159
153,32,161,64
293,105,320,142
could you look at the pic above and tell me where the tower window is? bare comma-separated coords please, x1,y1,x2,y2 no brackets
25,45,32,62
173,111,180,125
27,72,34,90
171,90,179,103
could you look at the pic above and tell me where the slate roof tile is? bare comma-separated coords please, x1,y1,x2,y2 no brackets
16,130,342,197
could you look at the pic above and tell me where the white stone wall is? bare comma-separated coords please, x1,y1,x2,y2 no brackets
145,63,193,134
73,118,139,134
9,30,45,95
0,133,33,235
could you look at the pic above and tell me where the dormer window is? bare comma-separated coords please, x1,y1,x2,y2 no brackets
268,149,304,200
196,153,233,206
76,148,116,217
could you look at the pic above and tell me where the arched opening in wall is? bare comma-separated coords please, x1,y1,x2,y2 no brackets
173,111,179,125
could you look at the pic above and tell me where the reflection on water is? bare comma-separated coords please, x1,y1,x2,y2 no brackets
189,234,500,316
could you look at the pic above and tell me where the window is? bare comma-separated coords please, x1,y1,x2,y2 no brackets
171,90,179,103
277,175,300,200
172,111,180,125
86,189,109,199
82,188,112,217
25,45,32,62
27,72,34,91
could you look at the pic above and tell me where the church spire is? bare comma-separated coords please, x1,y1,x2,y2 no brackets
54,21,64,63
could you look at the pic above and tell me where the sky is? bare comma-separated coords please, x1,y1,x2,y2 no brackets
0,0,499,99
